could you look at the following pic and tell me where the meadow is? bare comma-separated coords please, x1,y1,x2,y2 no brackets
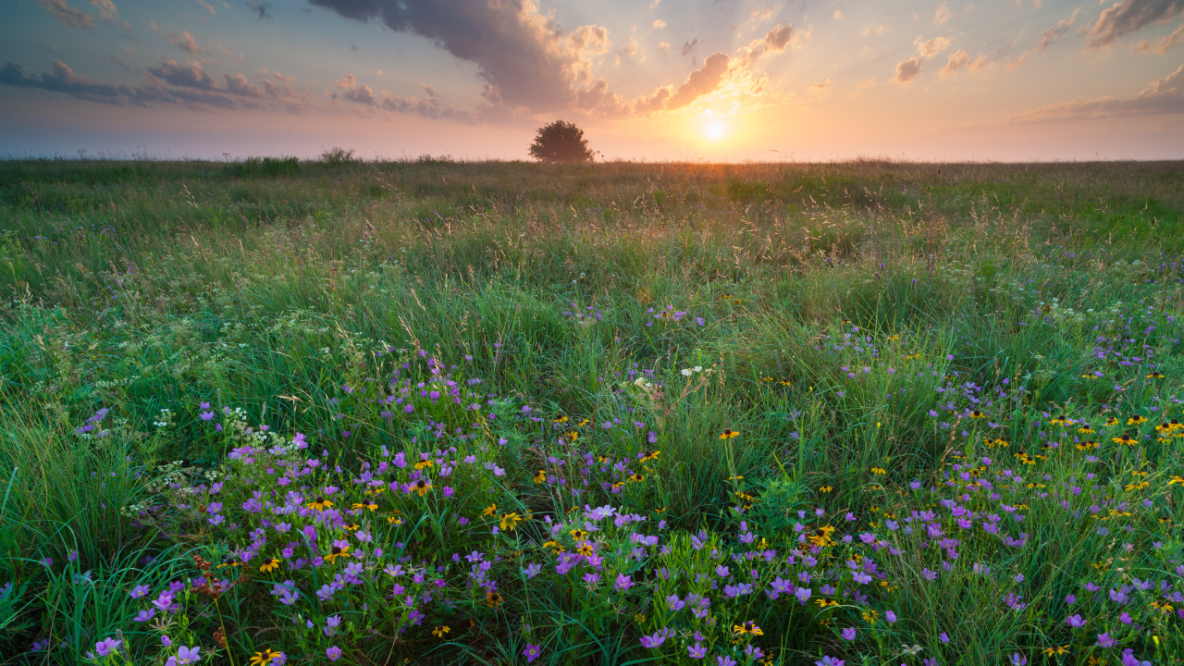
0,155,1182,666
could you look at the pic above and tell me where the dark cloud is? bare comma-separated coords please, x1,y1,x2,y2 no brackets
36,0,95,29
308,0,788,121
308,0,606,113
1,60,122,99
1011,64,1184,122
148,59,221,91
1085,0,1184,51
246,0,273,21
1,58,309,112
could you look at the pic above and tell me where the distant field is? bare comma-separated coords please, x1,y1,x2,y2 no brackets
1,157,1182,665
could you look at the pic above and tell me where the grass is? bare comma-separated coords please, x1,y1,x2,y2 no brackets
0,156,1182,665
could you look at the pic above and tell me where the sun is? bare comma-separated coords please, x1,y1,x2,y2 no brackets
705,121,725,140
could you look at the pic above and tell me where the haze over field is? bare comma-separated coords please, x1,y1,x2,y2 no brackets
1,0,1183,161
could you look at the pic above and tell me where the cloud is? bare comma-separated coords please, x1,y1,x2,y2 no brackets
1084,0,1184,52
194,0,216,15
1008,10,1078,69
939,48,990,76
150,21,207,55
894,36,953,83
809,78,832,94
246,0,273,21
224,72,263,96
863,24,889,37
681,38,699,56
916,35,953,58
1,58,308,112
656,41,669,54
1,60,121,98
90,0,123,27
1135,22,1184,52
653,19,665,28
733,23,795,68
894,57,925,84
934,4,952,26
666,52,731,108
36,0,95,28
857,76,876,87
1011,63,1184,122
834,10,844,19
149,58,220,90
308,0,621,113
568,25,611,54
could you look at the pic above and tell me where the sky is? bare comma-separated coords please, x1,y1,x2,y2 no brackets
1,0,1182,162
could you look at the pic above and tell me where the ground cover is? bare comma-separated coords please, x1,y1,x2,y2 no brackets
0,157,1182,665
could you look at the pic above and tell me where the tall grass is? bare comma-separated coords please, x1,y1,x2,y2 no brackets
0,158,1181,664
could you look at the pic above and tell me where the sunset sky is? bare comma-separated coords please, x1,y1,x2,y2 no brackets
1,0,1182,161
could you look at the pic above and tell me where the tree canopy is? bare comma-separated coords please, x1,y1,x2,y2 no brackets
528,120,595,163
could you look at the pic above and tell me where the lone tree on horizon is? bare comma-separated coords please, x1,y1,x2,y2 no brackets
528,120,596,163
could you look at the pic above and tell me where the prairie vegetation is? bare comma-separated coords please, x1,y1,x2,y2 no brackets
0,157,1182,665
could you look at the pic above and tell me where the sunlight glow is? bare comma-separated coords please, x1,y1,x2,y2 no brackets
705,122,725,140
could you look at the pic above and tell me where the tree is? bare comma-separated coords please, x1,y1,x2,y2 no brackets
528,120,596,163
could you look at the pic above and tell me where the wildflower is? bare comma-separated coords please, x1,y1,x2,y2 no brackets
577,543,595,557
841,627,857,640
1170,476,1184,486
533,470,547,484
1078,426,1097,434
1097,633,1116,648
523,644,541,663
306,497,333,511
432,626,450,638
640,628,673,648
969,410,986,418
258,557,281,573
1050,415,1072,426
1066,614,1086,628
482,504,497,517
639,451,660,462
862,610,879,625
570,529,589,540
1147,371,1165,379
386,515,403,525
689,643,708,659
499,512,524,531
1105,417,1120,426
249,649,283,665
352,501,378,512
628,473,645,483
720,429,739,439
871,467,887,475
815,657,846,666
485,590,504,607
412,479,432,496
167,646,202,666
733,621,764,636
326,646,341,662
1127,416,1148,425
1112,434,1137,446
90,638,122,659
819,485,833,493
323,544,351,564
